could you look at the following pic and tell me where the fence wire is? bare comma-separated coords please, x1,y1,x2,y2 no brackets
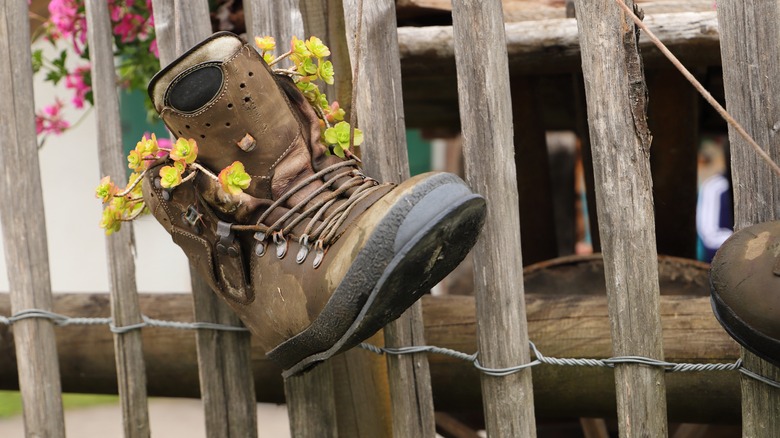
1,308,778,389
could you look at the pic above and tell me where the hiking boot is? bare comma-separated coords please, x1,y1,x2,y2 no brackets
710,220,780,366
142,31,487,376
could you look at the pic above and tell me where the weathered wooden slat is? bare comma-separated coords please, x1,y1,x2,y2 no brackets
715,1,780,436
0,2,65,437
342,0,437,436
0,290,743,422
243,2,340,436
150,2,259,437
451,0,537,436
84,1,150,436
573,0,668,436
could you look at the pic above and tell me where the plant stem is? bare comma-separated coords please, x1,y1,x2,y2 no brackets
115,168,149,197
269,50,293,67
191,163,219,181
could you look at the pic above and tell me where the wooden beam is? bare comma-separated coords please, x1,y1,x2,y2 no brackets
0,290,742,422
84,0,149,436
151,2,259,437
452,0,537,436
342,0,437,435
573,0,668,436
0,1,65,437
716,1,780,436
397,0,716,22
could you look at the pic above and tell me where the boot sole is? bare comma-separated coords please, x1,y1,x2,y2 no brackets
267,174,486,376
711,282,780,367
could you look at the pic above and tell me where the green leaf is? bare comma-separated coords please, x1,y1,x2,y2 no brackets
31,50,43,73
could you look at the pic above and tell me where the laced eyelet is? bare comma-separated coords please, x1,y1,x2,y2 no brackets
296,235,310,264
253,232,266,257
273,232,288,259
312,240,325,269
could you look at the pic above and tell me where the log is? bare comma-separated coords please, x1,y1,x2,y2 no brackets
0,288,741,423
0,1,65,437
452,0,537,436
397,0,715,22
574,0,668,435
716,1,780,435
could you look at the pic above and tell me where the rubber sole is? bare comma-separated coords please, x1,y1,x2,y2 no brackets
711,283,780,367
267,174,486,377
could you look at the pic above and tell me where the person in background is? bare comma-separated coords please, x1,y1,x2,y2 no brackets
696,137,733,263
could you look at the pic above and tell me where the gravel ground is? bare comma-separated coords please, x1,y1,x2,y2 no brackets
0,399,291,437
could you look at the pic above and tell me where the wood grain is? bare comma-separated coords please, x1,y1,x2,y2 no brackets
151,2,259,436
716,1,780,435
451,0,537,436
573,0,668,436
84,1,150,436
342,0,437,436
0,290,743,422
0,1,65,437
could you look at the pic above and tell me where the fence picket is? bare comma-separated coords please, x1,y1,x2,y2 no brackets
243,2,342,436
84,1,151,436
451,0,537,436
716,1,780,435
0,2,66,437
150,1,259,436
342,0,437,436
573,0,669,436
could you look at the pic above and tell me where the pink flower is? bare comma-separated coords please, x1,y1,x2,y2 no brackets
149,39,159,58
64,64,92,109
113,12,145,43
48,0,87,54
35,99,70,136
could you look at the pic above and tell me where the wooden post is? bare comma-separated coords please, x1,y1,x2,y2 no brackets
151,2,259,437
342,0,437,436
716,1,780,435
573,0,669,436
84,0,150,436
0,1,66,437
244,2,342,437
451,0,537,436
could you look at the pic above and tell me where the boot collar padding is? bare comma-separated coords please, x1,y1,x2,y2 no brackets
148,32,244,113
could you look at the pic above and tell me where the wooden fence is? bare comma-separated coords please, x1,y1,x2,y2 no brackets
0,0,778,437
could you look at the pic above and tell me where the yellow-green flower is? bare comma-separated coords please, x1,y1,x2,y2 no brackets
95,175,118,203
318,60,334,85
218,161,251,195
159,165,183,189
136,133,159,158
127,172,144,199
100,206,122,235
291,36,311,63
305,36,330,59
254,35,276,53
170,137,198,164
127,149,144,172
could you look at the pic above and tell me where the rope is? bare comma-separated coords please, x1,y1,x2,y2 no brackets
1,309,777,388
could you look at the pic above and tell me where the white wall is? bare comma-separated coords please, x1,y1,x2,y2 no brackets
0,41,191,294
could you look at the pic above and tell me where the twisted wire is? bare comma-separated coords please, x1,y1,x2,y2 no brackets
1,309,777,388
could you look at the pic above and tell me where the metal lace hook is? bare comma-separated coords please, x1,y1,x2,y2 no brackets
296,235,310,264
273,231,288,259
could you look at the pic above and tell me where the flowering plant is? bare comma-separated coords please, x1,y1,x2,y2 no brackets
97,35,362,234
32,0,159,141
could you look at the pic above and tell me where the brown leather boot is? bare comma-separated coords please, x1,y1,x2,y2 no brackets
710,220,780,366
143,32,486,376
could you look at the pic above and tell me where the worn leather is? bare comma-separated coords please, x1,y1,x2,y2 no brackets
143,32,404,351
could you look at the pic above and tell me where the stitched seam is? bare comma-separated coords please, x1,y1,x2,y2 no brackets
266,131,301,177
